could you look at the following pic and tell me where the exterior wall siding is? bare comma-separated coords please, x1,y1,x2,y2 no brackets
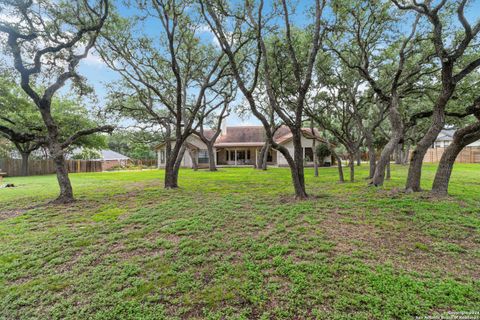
276,136,329,167
156,132,331,168
157,136,210,168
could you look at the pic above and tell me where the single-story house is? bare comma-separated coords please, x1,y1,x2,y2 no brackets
155,125,332,168
94,150,131,170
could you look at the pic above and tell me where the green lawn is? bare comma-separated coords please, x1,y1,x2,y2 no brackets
0,164,479,319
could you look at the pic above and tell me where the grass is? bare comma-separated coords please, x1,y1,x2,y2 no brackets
0,164,479,319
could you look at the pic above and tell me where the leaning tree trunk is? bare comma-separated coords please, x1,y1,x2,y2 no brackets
207,143,217,172
20,151,31,176
406,109,445,192
371,96,403,186
52,151,74,204
371,138,399,186
431,122,480,196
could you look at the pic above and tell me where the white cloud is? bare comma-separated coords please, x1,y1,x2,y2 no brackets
197,24,212,33
82,50,105,67
0,11,20,24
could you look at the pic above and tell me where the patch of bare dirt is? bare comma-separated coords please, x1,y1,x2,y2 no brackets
0,209,25,221
0,202,49,221
320,210,480,279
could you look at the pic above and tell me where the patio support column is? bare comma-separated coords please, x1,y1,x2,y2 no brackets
235,149,237,166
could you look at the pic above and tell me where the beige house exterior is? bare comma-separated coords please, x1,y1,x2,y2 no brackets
155,126,331,168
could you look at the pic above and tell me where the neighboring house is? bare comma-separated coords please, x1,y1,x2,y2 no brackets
94,150,131,170
155,126,332,168
433,129,480,148
423,129,480,163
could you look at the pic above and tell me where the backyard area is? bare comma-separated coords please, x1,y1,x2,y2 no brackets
0,164,479,319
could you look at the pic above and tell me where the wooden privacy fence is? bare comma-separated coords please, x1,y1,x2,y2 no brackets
0,158,103,177
421,146,480,163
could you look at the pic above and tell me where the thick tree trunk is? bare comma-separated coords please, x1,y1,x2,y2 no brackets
356,151,361,166
52,153,74,204
288,133,308,199
371,137,399,186
431,145,460,196
20,151,30,176
371,96,403,186
165,143,186,189
207,143,217,171
257,142,269,170
431,122,480,196
405,111,445,192
40,104,75,203
164,162,178,189
290,164,307,199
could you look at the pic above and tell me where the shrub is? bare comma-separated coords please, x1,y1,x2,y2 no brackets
316,144,331,165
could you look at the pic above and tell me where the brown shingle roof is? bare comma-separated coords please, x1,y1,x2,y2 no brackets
155,126,325,150
214,125,323,147
216,126,266,144
202,129,216,140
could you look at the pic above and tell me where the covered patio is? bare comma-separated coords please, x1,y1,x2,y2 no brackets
216,144,276,166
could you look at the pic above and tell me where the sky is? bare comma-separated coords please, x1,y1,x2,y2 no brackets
75,0,319,127
5,0,480,128
75,0,480,128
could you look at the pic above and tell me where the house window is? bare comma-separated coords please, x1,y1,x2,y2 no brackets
237,150,245,160
198,150,209,164
160,150,166,164
304,147,314,162
267,150,273,162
